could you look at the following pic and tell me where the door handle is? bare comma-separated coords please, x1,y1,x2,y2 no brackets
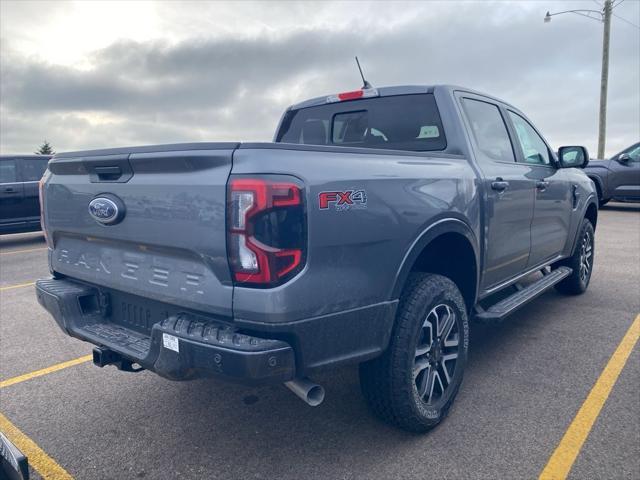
536,180,550,191
491,180,509,192
94,166,123,182
2,187,16,193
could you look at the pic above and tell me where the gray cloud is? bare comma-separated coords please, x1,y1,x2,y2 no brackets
1,1,638,157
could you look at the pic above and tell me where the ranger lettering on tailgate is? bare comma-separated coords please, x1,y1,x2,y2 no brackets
56,242,205,296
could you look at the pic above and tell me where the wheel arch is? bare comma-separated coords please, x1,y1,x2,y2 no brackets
392,218,480,310
567,197,599,257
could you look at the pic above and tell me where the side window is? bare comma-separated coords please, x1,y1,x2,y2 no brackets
623,144,640,162
508,112,551,165
0,160,18,183
461,98,515,163
21,159,49,181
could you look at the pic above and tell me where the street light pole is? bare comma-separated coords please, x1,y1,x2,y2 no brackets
597,0,612,159
544,1,613,159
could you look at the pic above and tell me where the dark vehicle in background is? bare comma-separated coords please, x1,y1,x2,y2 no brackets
585,142,640,206
36,85,598,432
0,154,51,234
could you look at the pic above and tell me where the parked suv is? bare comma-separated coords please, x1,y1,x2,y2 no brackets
585,142,640,206
36,85,598,432
0,155,51,234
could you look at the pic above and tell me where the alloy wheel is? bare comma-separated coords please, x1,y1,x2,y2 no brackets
579,230,593,283
413,304,459,405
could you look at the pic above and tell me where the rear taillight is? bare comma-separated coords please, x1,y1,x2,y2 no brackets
39,170,53,248
227,176,306,287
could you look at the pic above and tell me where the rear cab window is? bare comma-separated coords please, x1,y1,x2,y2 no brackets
276,94,447,152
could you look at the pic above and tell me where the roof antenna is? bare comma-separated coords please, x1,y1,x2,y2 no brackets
355,56,373,89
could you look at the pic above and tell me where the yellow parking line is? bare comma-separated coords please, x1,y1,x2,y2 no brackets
0,281,35,292
539,313,640,480
0,247,47,255
0,412,74,479
0,355,93,389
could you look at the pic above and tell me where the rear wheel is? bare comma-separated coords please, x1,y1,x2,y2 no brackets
359,273,469,432
554,218,595,295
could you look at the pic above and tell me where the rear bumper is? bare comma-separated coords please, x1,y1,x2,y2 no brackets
36,276,398,383
35,278,295,384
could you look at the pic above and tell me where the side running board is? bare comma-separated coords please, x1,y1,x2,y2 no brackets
475,266,572,323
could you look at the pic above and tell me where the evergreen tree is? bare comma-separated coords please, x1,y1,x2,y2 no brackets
35,140,54,155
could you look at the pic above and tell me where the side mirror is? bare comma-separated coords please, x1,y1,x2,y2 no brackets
617,153,631,164
558,146,589,169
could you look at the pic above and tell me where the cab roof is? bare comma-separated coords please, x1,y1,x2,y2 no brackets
288,84,517,112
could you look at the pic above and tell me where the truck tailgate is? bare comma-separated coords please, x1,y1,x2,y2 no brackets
44,143,237,317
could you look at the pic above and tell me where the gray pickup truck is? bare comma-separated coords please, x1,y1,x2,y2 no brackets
584,142,640,206
36,85,598,432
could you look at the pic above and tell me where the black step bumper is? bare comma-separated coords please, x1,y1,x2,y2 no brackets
35,278,295,384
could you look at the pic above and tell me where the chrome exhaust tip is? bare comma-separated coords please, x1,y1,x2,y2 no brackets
284,377,325,406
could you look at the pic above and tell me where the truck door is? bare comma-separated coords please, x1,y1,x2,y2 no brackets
608,143,640,201
506,111,572,267
0,158,25,227
458,96,534,289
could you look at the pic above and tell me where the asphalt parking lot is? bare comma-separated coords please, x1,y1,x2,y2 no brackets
1,204,638,480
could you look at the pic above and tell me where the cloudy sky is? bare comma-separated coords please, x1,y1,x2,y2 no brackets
1,0,638,157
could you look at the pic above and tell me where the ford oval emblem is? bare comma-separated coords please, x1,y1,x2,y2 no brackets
88,196,125,225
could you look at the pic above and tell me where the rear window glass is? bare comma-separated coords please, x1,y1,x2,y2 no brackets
276,94,446,152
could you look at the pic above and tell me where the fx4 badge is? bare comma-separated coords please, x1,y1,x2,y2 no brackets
319,190,367,211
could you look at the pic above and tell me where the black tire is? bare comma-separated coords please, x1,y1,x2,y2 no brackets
554,218,595,295
359,273,469,433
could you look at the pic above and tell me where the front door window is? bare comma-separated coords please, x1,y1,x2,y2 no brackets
508,112,551,166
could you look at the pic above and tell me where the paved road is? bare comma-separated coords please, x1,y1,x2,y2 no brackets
1,204,638,480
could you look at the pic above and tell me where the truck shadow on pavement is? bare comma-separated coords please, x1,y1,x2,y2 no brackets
109,288,579,479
